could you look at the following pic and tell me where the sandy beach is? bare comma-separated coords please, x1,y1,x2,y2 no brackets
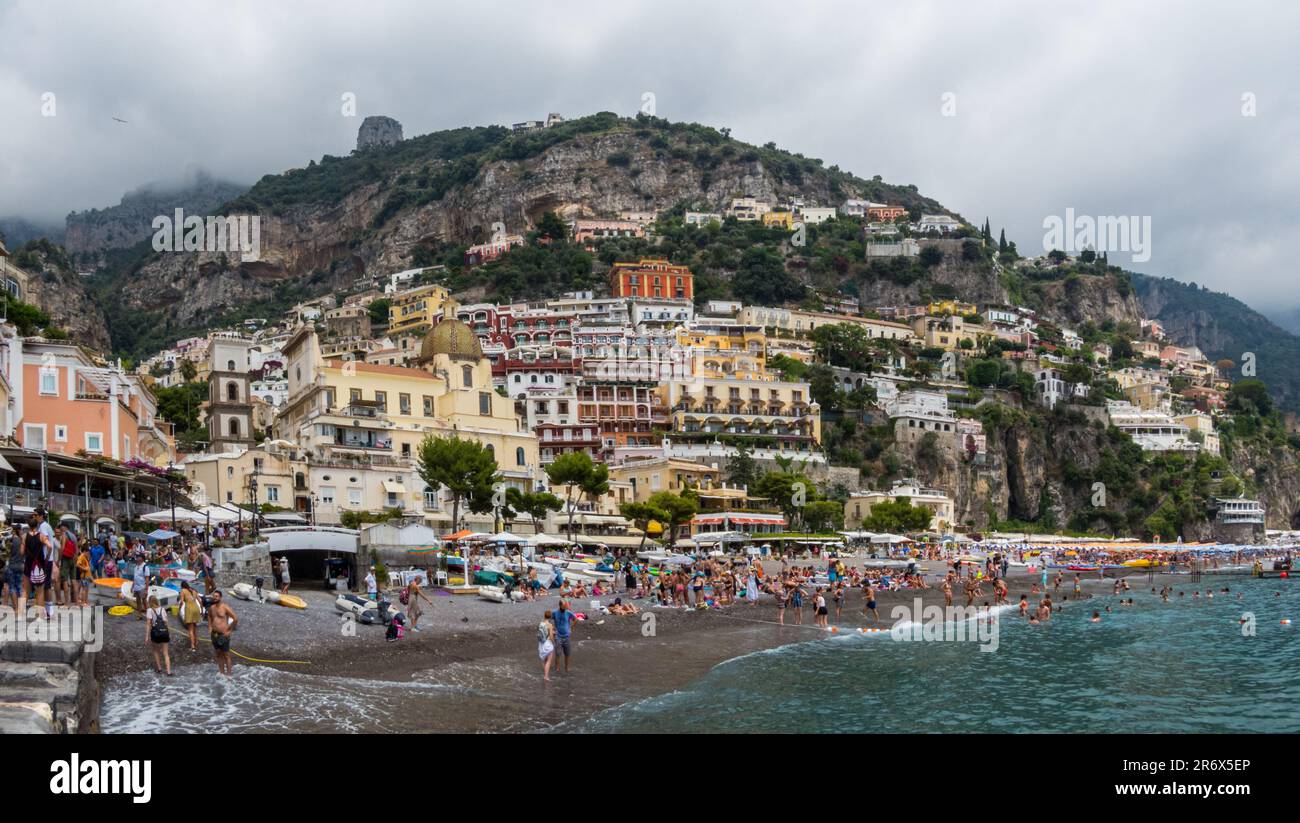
89,558,1191,732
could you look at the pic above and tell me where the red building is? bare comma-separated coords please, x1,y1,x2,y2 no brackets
609,259,693,300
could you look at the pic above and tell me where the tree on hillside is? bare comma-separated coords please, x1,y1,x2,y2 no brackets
179,359,198,382
803,500,844,533
731,246,804,304
417,435,499,531
535,211,569,243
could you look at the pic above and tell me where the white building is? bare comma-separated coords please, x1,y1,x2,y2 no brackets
1106,400,1201,453
1033,366,1091,408
684,211,723,227
798,206,837,224
915,214,962,234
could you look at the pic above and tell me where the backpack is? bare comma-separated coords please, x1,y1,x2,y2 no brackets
62,536,76,559
399,588,410,605
149,610,170,644
537,622,549,644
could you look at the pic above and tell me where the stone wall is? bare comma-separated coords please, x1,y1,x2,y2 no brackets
0,639,99,734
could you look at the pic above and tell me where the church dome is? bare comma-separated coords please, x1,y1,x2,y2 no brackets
419,319,483,363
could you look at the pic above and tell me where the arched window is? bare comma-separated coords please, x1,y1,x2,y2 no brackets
485,444,494,458
461,365,473,388
226,382,239,402
227,359,236,371
516,447,525,466
228,418,240,437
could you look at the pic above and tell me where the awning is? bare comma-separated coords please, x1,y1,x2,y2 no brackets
382,480,407,494
0,453,14,473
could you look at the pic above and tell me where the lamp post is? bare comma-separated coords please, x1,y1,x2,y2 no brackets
167,462,177,532
249,476,259,540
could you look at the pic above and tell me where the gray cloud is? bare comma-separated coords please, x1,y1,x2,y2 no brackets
1,0,1297,311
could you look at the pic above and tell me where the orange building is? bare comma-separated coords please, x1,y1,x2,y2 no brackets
867,204,907,223
608,259,693,300
4,337,176,466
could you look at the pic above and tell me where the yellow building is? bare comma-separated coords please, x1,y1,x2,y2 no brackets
738,306,917,342
388,284,458,336
911,315,989,351
676,325,768,380
658,375,822,455
927,300,977,317
761,211,795,229
607,457,721,502
275,321,540,526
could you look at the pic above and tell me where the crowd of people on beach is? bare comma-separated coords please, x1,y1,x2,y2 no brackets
0,506,240,677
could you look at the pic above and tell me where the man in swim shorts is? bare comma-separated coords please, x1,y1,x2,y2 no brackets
208,589,238,676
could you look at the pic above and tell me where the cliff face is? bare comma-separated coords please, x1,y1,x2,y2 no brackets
106,115,948,347
1028,272,1145,328
64,172,247,258
10,241,110,351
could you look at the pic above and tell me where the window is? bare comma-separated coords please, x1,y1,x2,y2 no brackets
401,443,411,458
23,424,47,451
423,395,434,416
479,392,491,415
227,359,236,371
85,432,104,454
348,487,363,506
462,365,474,388
350,388,361,403
374,391,387,411
40,369,58,395
399,393,411,414
228,418,240,437
54,425,68,442
516,446,526,466
122,436,131,459
226,382,239,401
319,486,335,504
266,486,280,503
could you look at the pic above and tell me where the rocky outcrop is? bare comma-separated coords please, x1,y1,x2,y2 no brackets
64,171,246,258
357,116,404,151
0,640,99,734
1028,271,1145,329
9,240,111,350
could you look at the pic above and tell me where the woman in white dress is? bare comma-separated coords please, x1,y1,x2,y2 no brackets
538,609,556,682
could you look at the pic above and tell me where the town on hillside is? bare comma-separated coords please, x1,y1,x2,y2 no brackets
0,197,1265,555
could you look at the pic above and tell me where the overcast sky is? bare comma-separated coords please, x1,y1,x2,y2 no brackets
2,0,1298,314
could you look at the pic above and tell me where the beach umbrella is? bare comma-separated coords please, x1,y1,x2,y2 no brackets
147,529,179,541
489,531,527,543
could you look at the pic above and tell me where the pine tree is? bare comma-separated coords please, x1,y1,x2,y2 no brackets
998,229,1008,253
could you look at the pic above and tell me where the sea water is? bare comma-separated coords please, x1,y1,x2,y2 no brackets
571,577,1300,733
102,577,1299,733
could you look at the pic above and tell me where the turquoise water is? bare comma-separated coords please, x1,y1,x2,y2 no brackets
573,578,1300,733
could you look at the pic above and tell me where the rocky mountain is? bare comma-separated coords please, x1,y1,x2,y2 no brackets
93,112,950,357
0,216,63,247
6,239,111,351
64,170,247,259
1133,273,1300,412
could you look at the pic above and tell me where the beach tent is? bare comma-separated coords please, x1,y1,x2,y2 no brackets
529,532,573,546
141,507,206,525
198,504,252,524
443,529,476,541
487,531,527,543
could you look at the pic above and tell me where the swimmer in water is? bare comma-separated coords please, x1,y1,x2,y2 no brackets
1090,611,1101,623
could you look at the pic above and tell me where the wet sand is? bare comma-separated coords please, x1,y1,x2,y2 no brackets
93,561,1190,732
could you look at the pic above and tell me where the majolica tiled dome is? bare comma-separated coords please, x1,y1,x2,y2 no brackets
419,319,483,362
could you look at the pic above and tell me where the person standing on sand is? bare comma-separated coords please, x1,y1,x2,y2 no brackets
862,582,879,624
538,609,556,682
405,577,431,631
179,581,202,652
146,595,172,675
279,556,291,594
208,590,238,676
942,573,954,607
365,566,378,601
552,599,576,673
774,580,789,625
